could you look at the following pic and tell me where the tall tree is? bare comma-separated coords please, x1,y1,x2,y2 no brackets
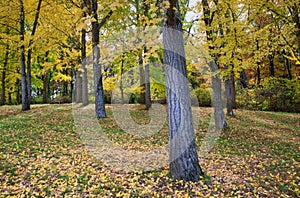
90,0,112,118
163,0,203,181
26,0,42,105
42,52,50,103
80,1,89,106
201,0,227,127
1,40,9,106
19,0,30,110
81,28,89,106
142,0,151,109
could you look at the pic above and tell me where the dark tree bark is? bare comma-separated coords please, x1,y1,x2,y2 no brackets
137,0,151,109
1,43,9,106
16,78,21,104
163,0,203,182
136,3,145,105
283,50,292,80
138,53,152,108
81,28,89,106
139,52,146,104
257,65,261,85
19,0,30,111
143,1,151,110
70,70,74,100
26,0,42,105
42,71,49,103
230,74,236,109
63,70,69,97
120,57,124,104
144,60,151,109
256,40,261,85
268,53,275,77
240,69,248,88
42,52,49,103
91,0,107,118
225,77,234,116
224,65,234,116
75,70,82,103
289,3,300,61
8,92,12,104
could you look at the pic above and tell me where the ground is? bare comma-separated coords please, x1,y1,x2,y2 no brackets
0,104,299,197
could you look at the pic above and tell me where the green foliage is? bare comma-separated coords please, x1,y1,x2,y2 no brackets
194,84,211,107
151,82,166,100
237,77,300,112
50,96,72,104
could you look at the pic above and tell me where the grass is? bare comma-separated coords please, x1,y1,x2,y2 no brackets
0,104,299,197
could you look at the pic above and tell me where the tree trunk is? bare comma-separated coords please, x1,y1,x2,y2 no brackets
224,66,234,115
283,50,292,80
26,51,32,105
16,78,21,104
63,70,69,97
286,58,292,80
292,4,300,61
257,66,261,85
225,78,234,116
230,74,236,109
70,71,73,100
240,69,248,88
139,52,146,104
208,61,226,129
8,92,12,104
268,53,275,77
256,40,261,85
143,0,151,109
163,0,203,182
120,57,124,104
26,0,42,105
81,28,89,106
76,71,82,103
202,0,227,128
20,0,30,111
92,0,106,118
42,51,49,103
144,61,151,109
1,44,9,106
42,71,49,103
224,64,234,116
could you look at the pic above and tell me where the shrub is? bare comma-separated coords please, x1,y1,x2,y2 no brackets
236,77,300,112
194,84,212,107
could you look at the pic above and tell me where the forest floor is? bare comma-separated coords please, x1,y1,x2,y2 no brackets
0,104,299,197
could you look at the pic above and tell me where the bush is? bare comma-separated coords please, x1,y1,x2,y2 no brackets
237,77,300,112
50,96,71,104
31,96,44,104
194,84,212,107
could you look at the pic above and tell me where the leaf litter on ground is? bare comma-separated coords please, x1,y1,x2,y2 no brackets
0,104,299,197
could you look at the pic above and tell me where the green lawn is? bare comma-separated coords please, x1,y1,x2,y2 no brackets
0,104,299,197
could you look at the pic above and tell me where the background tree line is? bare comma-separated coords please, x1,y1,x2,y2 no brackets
0,0,299,113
